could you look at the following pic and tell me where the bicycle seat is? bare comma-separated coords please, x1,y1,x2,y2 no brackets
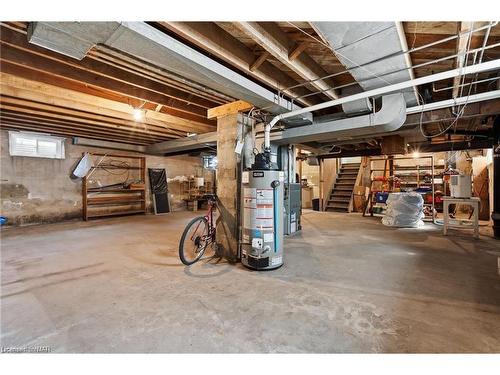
203,193,217,202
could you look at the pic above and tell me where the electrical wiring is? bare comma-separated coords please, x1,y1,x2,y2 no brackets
419,27,478,139
286,22,392,88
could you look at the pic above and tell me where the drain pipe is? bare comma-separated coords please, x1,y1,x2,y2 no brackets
263,59,500,149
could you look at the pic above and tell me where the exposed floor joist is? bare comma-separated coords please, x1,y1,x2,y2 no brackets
236,22,339,100
0,25,220,123
158,22,320,107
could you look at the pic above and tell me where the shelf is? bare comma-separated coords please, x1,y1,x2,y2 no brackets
83,152,146,221
90,166,143,170
86,210,146,219
87,196,145,205
87,188,145,193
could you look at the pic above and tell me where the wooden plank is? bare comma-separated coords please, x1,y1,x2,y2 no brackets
0,98,183,138
159,22,321,107
453,22,474,99
249,51,269,72
237,22,339,100
87,196,145,205
0,26,221,110
0,60,215,126
404,21,459,35
85,210,145,219
207,100,253,119
0,113,169,143
0,72,214,134
0,122,152,145
288,41,308,61
0,43,215,116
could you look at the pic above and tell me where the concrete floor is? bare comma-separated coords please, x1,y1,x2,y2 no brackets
1,211,500,353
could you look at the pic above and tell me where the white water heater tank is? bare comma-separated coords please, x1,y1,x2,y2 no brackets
450,175,472,198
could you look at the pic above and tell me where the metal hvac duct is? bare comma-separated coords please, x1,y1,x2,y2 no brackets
270,93,406,144
27,22,306,118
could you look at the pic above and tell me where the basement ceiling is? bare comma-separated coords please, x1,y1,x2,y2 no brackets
0,21,499,149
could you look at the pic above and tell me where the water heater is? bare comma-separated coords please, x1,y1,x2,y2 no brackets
241,152,284,270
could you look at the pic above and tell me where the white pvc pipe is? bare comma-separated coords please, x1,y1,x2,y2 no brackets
406,89,500,114
263,58,500,149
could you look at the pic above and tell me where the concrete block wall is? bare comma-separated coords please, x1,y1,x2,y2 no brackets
0,130,207,226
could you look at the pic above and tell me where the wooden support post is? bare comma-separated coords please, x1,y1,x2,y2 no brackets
215,113,239,260
211,101,254,260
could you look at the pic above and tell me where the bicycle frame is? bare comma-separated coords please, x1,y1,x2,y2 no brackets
190,198,216,246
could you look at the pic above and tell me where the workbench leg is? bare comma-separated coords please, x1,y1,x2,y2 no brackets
443,201,449,236
473,202,479,239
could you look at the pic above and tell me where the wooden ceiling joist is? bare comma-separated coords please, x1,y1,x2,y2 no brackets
88,46,231,105
0,40,215,116
0,99,183,139
0,25,222,126
0,116,165,144
0,111,171,143
288,41,309,61
249,51,270,72
0,72,215,134
0,25,222,110
0,101,177,144
0,122,153,146
158,22,321,106
452,22,475,99
0,60,214,126
236,22,339,100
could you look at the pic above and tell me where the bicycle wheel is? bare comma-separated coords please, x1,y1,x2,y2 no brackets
179,216,209,265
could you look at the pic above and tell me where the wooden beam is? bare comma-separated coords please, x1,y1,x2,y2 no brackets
236,22,339,100
452,22,474,99
288,41,308,61
0,111,171,143
0,60,215,126
159,22,320,106
0,26,221,112
0,72,214,134
207,100,253,119
0,122,153,145
0,40,215,116
249,51,269,72
0,101,181,139
0,116,164,145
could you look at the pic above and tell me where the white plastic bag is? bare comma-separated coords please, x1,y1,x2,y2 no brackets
382,192,424,228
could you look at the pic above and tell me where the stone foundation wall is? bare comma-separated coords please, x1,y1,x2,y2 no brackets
0,130,207,226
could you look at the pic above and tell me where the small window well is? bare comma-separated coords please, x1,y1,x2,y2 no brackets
8,131,65,159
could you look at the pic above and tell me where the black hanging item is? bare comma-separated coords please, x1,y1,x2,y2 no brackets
148,168,170,214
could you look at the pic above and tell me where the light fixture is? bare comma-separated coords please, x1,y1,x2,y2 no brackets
133,108,144,121
412,151,420,159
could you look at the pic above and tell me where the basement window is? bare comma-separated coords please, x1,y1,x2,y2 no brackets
8,131,65,159
203,155,218,170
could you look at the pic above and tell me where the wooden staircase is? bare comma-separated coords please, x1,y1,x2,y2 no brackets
325,162,361,212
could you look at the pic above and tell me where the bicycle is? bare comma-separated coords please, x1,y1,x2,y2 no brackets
178,194,218,265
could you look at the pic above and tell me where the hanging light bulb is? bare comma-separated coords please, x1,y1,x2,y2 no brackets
133,108,144,121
